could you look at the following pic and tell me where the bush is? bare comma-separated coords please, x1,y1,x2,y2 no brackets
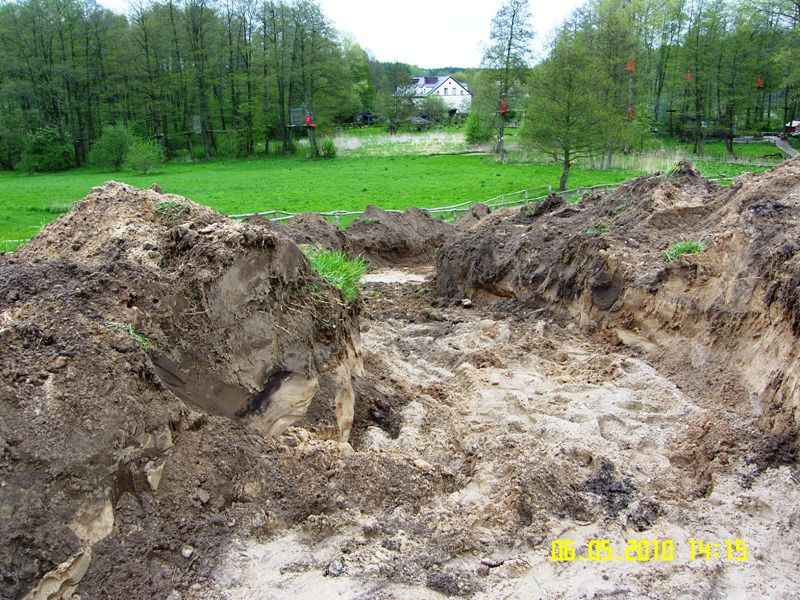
16,128,73,173
464,112,494,144
215,130,241,158
88,125,134,170
124,140,164,174
321,138,337,159
0,126,24,170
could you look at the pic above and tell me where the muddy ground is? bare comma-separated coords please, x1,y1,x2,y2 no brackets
2,162,800,599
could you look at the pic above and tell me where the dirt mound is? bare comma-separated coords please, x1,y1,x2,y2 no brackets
274,213,351,252
435,159,800,494
456,203,490,229
344,205,453,266
0,182,368,598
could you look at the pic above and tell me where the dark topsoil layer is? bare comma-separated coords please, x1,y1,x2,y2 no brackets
270,204,454,266
434,160,800,494
0,184,445,599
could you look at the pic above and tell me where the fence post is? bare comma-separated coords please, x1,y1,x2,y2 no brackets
335,211,341,227
524,190,529,206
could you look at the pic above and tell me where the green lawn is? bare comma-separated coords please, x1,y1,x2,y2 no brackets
0,152,772,251
652,137,786,161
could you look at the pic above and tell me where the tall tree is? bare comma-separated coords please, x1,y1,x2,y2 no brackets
481,0,534,159
522,23,612,190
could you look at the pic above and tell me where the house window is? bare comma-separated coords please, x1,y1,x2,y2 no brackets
444,88,448,95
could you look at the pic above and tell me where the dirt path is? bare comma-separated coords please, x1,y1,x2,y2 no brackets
206,268,800,599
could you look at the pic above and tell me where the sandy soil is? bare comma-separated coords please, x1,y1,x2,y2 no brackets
204,271,800,599
4,163,800,600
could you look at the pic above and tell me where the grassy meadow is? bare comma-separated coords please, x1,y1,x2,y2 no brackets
0,131,782,251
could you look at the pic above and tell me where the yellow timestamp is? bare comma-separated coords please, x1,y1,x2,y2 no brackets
550,538,748,563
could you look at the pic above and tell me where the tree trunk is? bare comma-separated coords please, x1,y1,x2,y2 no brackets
560,150,570,191
307,125,319,158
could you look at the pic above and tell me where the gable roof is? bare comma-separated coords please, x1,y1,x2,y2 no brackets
403,75,471,97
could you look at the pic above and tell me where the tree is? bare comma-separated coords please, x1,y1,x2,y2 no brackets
522,27,611,190
418,95,447,122
374,63,415,133
88,125,135,170
481,0,534,159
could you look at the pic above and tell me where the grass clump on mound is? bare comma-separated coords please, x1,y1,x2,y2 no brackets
303,247,368,304
664,240,705,262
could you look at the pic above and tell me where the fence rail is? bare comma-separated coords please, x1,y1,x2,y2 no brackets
229,177,736,225
0,175,740,249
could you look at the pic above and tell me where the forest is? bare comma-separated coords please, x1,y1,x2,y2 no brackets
0,0,798,173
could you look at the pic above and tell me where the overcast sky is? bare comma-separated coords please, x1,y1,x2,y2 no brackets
96,0,587,67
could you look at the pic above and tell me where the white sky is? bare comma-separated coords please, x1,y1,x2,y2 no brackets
97,0,587,67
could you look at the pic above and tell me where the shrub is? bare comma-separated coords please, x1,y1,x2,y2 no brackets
16,127,73,173
124,140,164,174
88,125,134,170
464,112,494,144
0,125,24,170
302,247,367,304
215,130,241,158
664,240,705,262
321,138,337,159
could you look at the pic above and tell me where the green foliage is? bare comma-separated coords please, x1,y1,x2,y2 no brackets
465,112,494,144
107,322,153,352
0,119,25,170
521,26,612,189
664,240,706,262
88,125,134,170
321,138,337,159
125,140,165,175
16,128,73,174
417,96,447,122
214,131,242,158
302,247,368,304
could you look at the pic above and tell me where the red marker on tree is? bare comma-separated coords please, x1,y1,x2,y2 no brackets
625,58,636,73
685,71,693,82
756,77,764,89
500,98,508,115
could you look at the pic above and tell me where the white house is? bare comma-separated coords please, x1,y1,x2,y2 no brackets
399,75,472,112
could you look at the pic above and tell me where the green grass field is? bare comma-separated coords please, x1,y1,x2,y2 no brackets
652,138,786,161
0,150,774,251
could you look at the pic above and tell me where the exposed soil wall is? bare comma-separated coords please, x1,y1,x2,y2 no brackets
435,160,800,493
0,183,364,598
277,205,454,266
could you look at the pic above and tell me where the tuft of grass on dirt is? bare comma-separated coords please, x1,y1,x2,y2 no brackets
44,200,74,214
664,240,706,263
107,322,153,352
302,247,368,304
586,221,610,236
157,200,190,215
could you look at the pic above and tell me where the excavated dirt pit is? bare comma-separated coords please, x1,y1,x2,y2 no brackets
3,162,800,599
204,272,800,599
